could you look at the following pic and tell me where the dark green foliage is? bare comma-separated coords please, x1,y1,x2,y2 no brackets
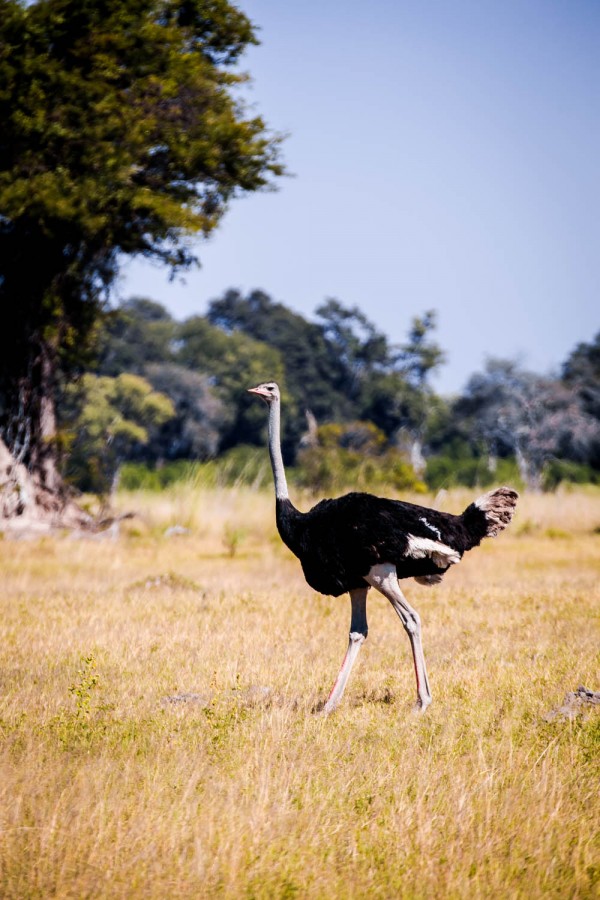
143,363,228,460
562,332,600,467
315,298,391,398
398,310,446,388
350,311,445,452
207,290,351,432
177,312,289,448
0,0,282,259
360,371,426,439
97,298,177,377
542,459,600,491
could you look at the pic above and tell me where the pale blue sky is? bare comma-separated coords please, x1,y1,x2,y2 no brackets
120,0,599,393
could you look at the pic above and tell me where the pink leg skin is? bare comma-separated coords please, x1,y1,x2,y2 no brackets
323,587,368,714
365,563,432,712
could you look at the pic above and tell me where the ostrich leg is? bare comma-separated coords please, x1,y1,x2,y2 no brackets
323,587,369,713
365,563,432,711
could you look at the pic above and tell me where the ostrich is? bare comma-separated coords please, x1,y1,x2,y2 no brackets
248,382,518,713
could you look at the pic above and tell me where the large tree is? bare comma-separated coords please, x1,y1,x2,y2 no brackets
96,297,177,377
207,289,351,432
0,0,283,523
358,311,445,472
177,312,288,448
143,363,228,461
63,372,175,497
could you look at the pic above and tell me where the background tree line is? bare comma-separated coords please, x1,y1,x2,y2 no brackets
61,290,600,496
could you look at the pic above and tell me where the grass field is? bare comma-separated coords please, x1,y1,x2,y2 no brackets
1,485,599,898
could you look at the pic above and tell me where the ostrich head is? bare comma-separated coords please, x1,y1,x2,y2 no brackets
247,382,280,404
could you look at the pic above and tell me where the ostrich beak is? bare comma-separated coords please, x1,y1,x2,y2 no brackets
247,386,270,398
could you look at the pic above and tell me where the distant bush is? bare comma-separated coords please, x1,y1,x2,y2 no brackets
209,445,272,489
120,460,205,491
425,454,600,492
119,451,600,495
295,422,425,495
425,455,521,492
119,446,272,492
542,459,600,491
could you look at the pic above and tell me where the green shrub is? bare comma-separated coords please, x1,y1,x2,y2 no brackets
211,445,271,488
295,422,425,495
542,459,600,491
120,446,272,492
121,445,599,498
425,453,600,492
120,460,206,491
425,455,521,491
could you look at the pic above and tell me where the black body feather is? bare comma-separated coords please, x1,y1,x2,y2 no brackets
276,492,495,597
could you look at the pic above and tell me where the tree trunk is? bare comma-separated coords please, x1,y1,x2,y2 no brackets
0,434,92,532
409,436,426,476
0,339,92,531
515,445,543,491
31,340,63,496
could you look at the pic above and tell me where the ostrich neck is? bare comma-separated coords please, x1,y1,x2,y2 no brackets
268,400,289,500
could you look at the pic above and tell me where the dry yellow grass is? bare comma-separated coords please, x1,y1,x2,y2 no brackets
1,486,599,898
